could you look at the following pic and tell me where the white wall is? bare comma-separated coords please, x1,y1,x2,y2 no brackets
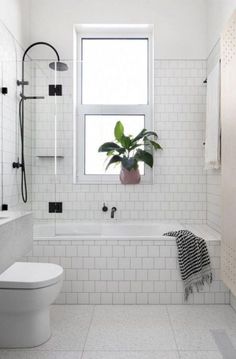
32,59,207,223
0,0,30,47
207,0,236,54
205,1,236,232
29,0,207,60
27,1,208,224
0,0,32,210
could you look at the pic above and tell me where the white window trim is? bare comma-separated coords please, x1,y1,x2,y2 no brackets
73,24,154,184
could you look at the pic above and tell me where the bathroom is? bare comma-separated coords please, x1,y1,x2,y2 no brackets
0,0,236,357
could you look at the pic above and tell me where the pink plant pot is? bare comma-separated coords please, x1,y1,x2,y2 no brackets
120,167,141,185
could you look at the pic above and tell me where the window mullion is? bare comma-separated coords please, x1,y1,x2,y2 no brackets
78,105,150,115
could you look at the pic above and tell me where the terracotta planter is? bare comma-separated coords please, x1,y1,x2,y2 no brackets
119,167,141,185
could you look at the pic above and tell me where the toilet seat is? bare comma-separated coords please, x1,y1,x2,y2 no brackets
0,262,63,289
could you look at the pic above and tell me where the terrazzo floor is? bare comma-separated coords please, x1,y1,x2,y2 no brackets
1,305,236,358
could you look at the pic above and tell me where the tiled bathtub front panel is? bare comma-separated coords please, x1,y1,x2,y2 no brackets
25,239,228,305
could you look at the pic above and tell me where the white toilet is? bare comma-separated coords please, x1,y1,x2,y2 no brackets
0,261,63,348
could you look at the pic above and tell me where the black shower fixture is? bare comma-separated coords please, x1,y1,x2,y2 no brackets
21,41,68,74
49,84,62,96
1,87,8,95
14,41,68,203
49,61,68,72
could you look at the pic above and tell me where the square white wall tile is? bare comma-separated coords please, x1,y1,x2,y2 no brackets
26,239,228,305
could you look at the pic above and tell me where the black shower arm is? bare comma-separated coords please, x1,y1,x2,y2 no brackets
22,41,60,62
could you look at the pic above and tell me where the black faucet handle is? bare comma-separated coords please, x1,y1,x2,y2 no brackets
102,203,108,212
111,206,117,219
12,159,23,169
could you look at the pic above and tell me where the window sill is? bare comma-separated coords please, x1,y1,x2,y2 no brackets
75,173,154,185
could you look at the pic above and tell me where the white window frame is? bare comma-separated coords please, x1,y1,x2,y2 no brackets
73,24,154,184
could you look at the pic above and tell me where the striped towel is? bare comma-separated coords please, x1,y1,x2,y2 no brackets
163,230,212,300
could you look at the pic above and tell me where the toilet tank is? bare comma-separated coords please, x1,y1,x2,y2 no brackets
0,212,32,275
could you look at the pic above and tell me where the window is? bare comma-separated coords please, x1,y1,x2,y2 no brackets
85,115,145,175
82,39,148,104
74,25,154,183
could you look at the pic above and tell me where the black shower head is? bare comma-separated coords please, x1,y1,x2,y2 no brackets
49,61,68,72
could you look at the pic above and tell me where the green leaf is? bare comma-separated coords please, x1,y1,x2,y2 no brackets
120,135,131,150
105,155,122,170
121,157,138,171
129,143,142,151
107,150,115,156
131,128,147,143
135,149,153,168
114,121,124,142
144,131,158,139
148,140,162,150
98,142,123,153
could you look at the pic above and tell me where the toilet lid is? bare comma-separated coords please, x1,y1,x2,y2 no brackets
0,262,63,289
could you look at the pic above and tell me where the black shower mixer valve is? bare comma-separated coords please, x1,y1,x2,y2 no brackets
12,160,23,169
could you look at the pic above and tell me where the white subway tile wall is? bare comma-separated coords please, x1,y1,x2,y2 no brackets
24,239,229,304
206,42,221,232
207,168,221,232
32,59,207,223
0,21,32,210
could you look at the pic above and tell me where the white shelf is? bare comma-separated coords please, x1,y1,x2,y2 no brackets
36,155,64,158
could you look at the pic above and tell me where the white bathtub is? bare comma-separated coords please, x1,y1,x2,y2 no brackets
30,221,223,305
33,221,220,241
34,221,185,240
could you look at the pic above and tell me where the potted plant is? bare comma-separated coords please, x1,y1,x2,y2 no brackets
98,121,162,184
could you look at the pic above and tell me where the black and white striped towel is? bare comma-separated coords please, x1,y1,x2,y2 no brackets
163,230,212,300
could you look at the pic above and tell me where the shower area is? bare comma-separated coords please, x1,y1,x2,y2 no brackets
0,50,73,233
1,48,132,235
28,57,72,231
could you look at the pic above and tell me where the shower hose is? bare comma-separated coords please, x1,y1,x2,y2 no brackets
19,98,27,203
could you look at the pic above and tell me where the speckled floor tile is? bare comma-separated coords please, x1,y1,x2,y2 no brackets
168,305,236,351
82,351,179,359
33,305,94,351
0,351,82,359
85,305,176,351
179,351,223,359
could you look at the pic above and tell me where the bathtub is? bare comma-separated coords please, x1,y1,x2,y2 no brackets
30,221,224,305
33,221,221,241
33,221,185,240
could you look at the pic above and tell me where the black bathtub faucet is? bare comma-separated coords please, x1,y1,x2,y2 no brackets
111,207,117,219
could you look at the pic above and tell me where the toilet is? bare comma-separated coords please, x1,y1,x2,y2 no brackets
0,261,63,348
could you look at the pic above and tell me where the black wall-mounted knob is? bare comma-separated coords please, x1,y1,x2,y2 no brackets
1,87,8,95
102,203,108,212
12,161,23,169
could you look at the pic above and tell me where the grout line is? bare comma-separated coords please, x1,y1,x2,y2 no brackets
81,349,174,352
81,304,96,358
166,305,181,359
211,329,236,359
